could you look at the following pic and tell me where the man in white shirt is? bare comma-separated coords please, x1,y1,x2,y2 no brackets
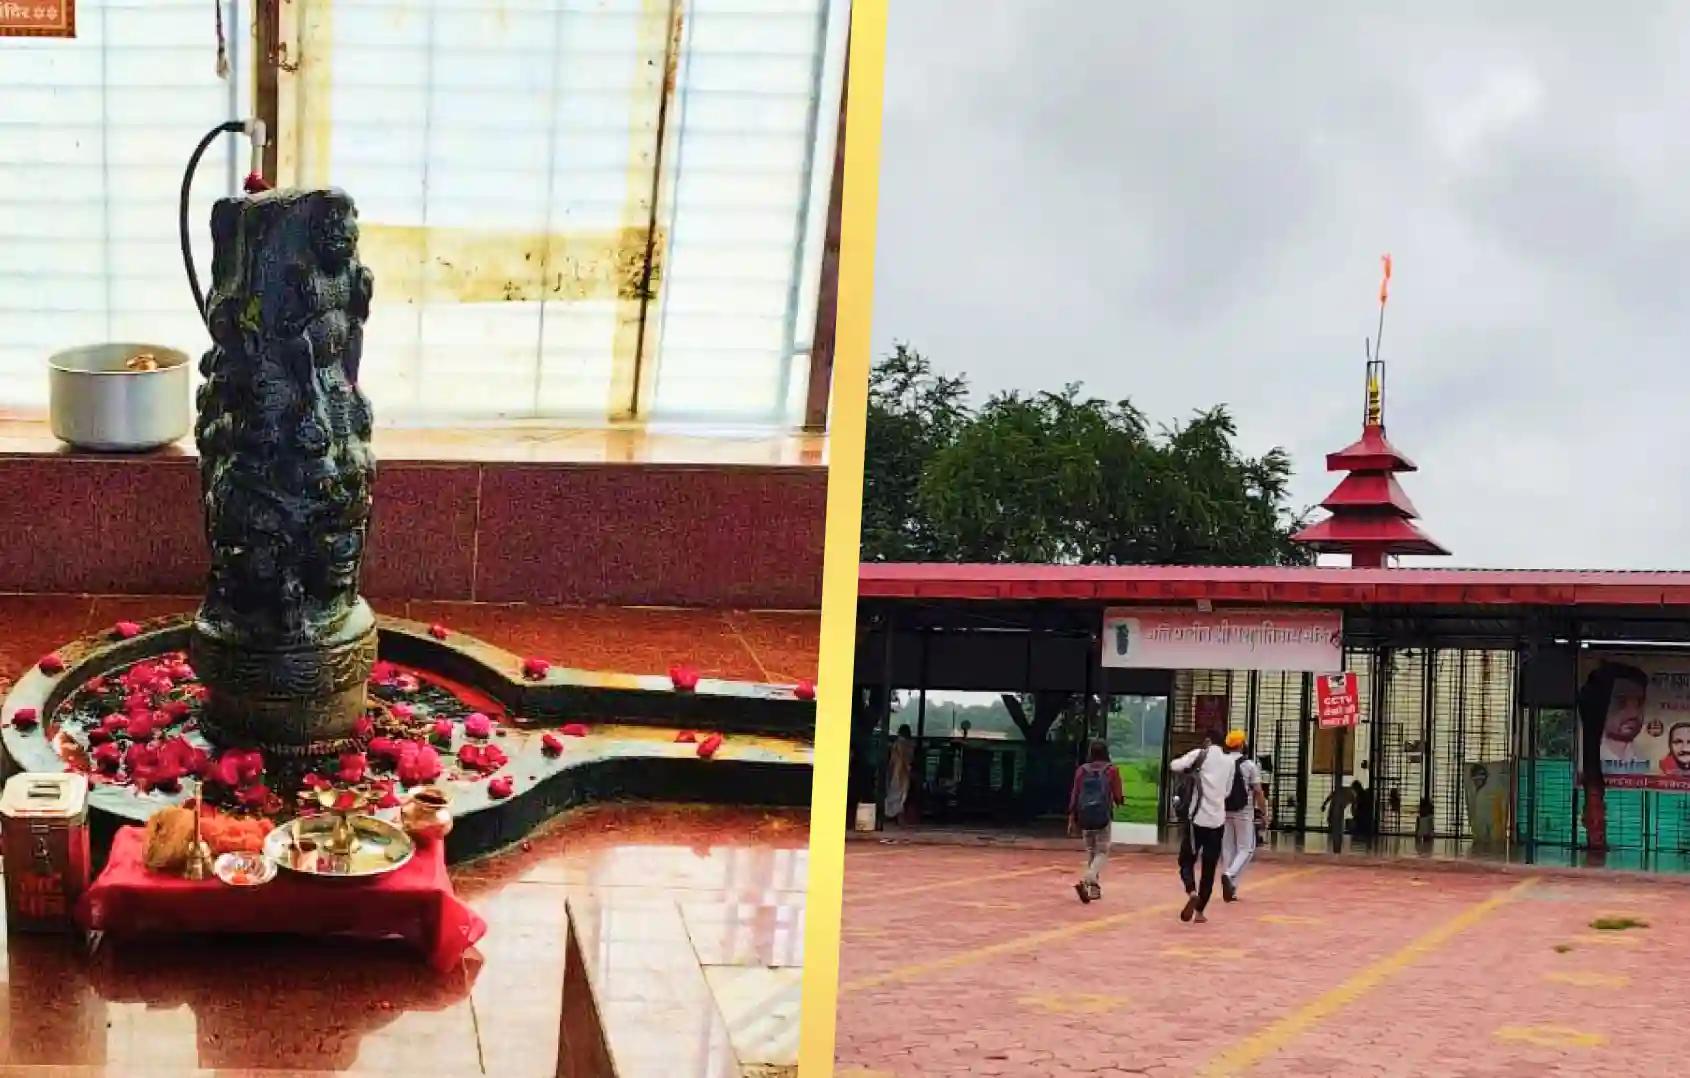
1219,730,1267,903
1168,733,1236,923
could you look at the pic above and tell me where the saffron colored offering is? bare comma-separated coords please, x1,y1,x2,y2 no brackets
213,851,276,887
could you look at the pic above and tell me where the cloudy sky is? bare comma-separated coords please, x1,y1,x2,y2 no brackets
872,3,1690,570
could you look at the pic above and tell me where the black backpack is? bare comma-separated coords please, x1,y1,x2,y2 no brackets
1224,757,1249,813
1076,763,1113,830
1174,747,1209,823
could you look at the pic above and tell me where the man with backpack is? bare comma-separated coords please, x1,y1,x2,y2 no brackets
1219,730,1267,903
1067,738,1124,903
1168,731,1235,923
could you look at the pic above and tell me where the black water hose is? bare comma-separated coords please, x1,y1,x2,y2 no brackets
180,120,246,327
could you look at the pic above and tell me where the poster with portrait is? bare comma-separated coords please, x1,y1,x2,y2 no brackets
1463,760,1512,844
1576,651,1690,792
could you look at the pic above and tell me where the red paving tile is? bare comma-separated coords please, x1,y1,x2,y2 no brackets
835,844,1690,1076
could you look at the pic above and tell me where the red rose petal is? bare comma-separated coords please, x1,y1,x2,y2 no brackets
428,623,449,640
431,718,455,745
669,664,700,692
794,679,816,701
38,652,65,675
390,702,414,721
561,723,589,738
487,775,514,799
697,733,723,759
521,657,551,681
463,712,493,739
337,751,368,784
302,772,330,791
113,620,141,640
92,741,122,773
675,730,696,743
11,707,38,731
354,715,374,740
541,733,564,756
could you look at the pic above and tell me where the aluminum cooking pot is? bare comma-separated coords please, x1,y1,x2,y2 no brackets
48,343,192,452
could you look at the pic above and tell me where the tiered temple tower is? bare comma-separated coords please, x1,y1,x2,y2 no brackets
1292,358,1448,568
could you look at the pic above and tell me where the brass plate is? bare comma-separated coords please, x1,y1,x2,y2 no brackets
262,813,415,879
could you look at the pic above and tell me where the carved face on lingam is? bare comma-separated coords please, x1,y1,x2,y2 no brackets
189,188,380,758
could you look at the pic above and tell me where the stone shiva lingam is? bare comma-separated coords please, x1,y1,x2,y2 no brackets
188,189,379,760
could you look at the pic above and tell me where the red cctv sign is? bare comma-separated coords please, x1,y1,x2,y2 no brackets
1317,672,1359,729
0,1,74,37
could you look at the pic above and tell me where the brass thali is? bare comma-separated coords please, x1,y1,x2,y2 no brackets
261,813,415,878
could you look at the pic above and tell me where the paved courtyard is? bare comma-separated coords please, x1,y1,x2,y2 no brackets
834,842,1690,1076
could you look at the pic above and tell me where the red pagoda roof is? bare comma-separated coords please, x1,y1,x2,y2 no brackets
1317,471,1421,517
1326,424,1418,473
1291,512,1449,556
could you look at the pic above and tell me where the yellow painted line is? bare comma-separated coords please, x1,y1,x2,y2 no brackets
1201,878,1537,1077
843,867,1320,993
849,863,1068,902
1494,1025,1606,1049
1544,970,1629,988
1162,945,1245,960
1570,933,1641,947
1018,991,1126,1015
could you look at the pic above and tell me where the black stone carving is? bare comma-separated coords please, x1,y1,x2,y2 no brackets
189,189,379,751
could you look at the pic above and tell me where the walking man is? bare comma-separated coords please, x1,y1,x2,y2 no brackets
1169,732,1233,923
1219,730,1266,902
1068,738,1124,903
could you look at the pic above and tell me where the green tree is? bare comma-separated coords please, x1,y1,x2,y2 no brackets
862,344,970,561
862,348,1312,566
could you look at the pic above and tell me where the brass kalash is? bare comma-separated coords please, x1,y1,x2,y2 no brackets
177,126,416,879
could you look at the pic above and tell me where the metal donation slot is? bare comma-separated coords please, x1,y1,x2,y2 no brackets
1,773,91,934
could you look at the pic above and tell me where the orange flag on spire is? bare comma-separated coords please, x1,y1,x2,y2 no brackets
1379,253,1393,304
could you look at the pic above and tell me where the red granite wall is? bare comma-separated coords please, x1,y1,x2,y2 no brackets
0,457,825,609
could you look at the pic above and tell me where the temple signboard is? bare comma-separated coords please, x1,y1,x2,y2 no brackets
1102,606,1343,674
0,1,74,37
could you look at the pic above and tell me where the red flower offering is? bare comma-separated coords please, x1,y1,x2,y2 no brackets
675,730,697,743
302,772,331,791
521,657,551,681
112,620,141,640
368,736,402,765
396,742,443,786
390,701,415,721
431,718,455,746
38,652,64,675
354,715,374,740
331,790,356,812
125,713,157,742
487,775,513,799
541,733,564,756
428,623,449,640
669,664,700,692
10,707,37,731
697,733,723,759
92,741,122,774
463,712,493,739
561,723,589,738
337,751,368,785
374,780,400,809
794,679,816,701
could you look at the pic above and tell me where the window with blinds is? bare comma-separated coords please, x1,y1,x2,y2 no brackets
288,0,847,424
0,0,247,413
0,0,847,427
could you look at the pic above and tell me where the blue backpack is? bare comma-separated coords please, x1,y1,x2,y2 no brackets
1076,763,1114,830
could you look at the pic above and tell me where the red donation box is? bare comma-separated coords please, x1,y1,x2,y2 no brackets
1,773,90,933
1316,672,1359,729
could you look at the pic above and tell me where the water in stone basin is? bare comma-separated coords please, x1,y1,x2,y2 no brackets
46,653,513,819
